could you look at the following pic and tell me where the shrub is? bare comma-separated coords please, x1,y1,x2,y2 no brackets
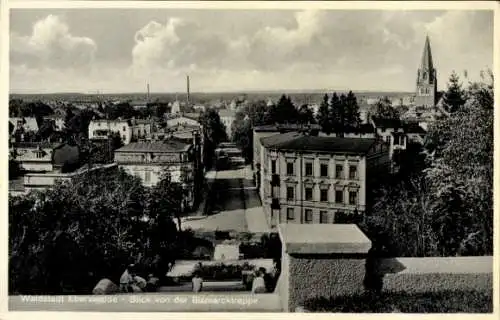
303,290,492,313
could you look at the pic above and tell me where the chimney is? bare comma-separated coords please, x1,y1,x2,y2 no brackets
186,75,190,108
146,82,150,103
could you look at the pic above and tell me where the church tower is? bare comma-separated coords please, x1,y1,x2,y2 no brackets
415,35,437,107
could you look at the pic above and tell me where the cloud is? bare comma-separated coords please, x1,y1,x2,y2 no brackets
10,14,97,69
131,17,228,77
9,10,493,93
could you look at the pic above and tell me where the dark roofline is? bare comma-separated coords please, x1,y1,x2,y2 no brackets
261,133,378,155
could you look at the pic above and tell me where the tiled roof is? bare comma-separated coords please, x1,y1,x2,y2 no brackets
254,123,322,132
404,122,427,134
115,140,191,153
12,142,63,149
371,116,403,128
261,132,377,154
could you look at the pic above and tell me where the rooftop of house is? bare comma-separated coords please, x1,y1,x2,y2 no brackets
260,132,377,154
278,224,371,254
371,116,404,129
12,142,64,150
254,123,322,133
404,122,427,134
115,139,191,153
218,109,236,117
182,113,202,121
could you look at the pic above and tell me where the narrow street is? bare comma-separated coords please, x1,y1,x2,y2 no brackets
182,165,270,233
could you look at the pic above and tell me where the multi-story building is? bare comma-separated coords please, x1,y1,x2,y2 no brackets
10,142,80,173
88,119,133,144
370,116,427,160
89,118,156,145
114,140,196,211
130,118,154,140
9,117,39,134
259,132,390,227
22,163,117,194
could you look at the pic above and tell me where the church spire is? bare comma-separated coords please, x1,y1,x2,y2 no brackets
420,35,434,72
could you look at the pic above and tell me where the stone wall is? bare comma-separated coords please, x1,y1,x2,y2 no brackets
288,255,366,311
277,224,494,313
379,256,492,294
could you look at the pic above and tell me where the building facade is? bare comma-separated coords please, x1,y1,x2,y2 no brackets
88,119,133,145
10,142,80,173
259,133,390,227
114,140,196,211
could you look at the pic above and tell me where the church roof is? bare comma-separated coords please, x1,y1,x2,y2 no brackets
420,35,434,71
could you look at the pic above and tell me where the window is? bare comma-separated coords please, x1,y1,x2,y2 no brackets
336,165,344,179
287,208,295,221
271,160,277,174
145,171,151,182
349,191,358,205
349,165,357,180
385,136,390,143
123,126,126,131
320,211,328,224
335,190,343,204
305,162,313,176
305,187,313,201
305,209,313,223
320,189,328,202
320,163,328,177
271,186,280,198
35,151,44,159
286,162,294,176
164,171,172,183
286,187,294,201
122,135,126,141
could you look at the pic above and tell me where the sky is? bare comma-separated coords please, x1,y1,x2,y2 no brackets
9,9,494,94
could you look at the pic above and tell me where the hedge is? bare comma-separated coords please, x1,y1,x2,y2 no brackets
303,290,493,313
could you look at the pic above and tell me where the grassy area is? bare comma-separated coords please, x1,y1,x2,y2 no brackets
303,290,493,313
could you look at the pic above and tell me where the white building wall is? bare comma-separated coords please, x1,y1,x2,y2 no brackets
88,120,133,144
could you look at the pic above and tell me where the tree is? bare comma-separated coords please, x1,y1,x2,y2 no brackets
297,104,315,125
316,94,332,134
332,93,347,137
231,100,270,163
443,71,466,113
267,95,299,124
373,96,400,120
425,70,493,256
200,109,228,169
344,91,361,131
366,71,494,257
9,167,156,294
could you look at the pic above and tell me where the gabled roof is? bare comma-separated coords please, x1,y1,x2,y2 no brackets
115,140,191,153
254,123,321,133
261,132,377,154
404,122,427,134
371,116,403,129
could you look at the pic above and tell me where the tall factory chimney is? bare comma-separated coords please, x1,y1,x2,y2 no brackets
146,82,150,103
186,75,190,108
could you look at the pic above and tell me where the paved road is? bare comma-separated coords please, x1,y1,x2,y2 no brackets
182,165,270,233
